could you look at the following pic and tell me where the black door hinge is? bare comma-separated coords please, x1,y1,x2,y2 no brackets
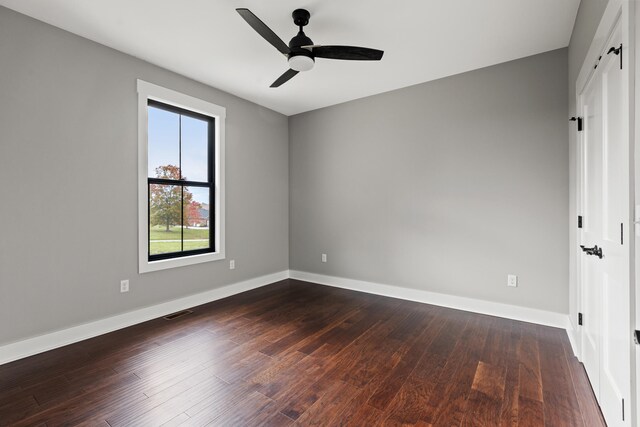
578,313,583,326
578,216,583,229
607,44,623,69
570,117,583,131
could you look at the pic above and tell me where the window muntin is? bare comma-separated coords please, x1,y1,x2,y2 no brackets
147,100,214,261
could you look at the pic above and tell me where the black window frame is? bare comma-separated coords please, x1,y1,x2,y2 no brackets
147,99,215,262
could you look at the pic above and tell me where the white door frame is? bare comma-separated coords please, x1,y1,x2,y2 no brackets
574,0,635,424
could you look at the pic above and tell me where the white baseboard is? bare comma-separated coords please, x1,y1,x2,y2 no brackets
0,270,288,365
289,270,571,330
565,320,580,359
1,269,574,366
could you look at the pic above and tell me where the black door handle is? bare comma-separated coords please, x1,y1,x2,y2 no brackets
580,244,603,259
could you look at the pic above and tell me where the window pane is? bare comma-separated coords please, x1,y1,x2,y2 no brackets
148,106,180,178
149,183,182,255
184,186,210,251
181,115,209,182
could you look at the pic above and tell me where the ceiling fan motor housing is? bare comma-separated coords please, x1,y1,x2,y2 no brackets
288,33,315,71
289,31,313,49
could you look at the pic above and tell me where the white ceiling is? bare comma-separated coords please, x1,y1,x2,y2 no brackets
0,0,580,116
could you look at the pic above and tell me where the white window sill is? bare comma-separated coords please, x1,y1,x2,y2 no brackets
140,251,226,274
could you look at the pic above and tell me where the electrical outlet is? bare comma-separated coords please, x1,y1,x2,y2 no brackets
322,253,327,263
230,259,235,270
507,275,518,288
120,279,129,293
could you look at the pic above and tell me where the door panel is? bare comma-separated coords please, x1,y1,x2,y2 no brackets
581,67,603,396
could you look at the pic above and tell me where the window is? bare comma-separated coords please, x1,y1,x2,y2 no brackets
138,80,225,273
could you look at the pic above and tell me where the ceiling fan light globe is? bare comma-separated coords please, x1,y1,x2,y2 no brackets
288,55,314,72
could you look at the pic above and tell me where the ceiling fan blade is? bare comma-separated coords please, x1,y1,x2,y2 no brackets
313,46,384,61
236,8,290,55
270,69,299,88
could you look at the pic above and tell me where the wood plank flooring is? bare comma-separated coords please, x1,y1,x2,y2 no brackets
0,279,606,426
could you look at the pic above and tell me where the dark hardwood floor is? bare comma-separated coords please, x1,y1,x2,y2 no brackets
0,279,605,426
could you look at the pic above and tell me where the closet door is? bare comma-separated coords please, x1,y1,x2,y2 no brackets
579,20,630,426
597,24,630,426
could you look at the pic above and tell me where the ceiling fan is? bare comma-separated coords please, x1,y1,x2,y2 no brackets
236,8,384,87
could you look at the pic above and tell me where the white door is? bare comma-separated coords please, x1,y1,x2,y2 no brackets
579,21,631,427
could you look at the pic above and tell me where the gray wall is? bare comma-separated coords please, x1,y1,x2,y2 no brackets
0,6,289,346
567,0,608,332
290,49,569,313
